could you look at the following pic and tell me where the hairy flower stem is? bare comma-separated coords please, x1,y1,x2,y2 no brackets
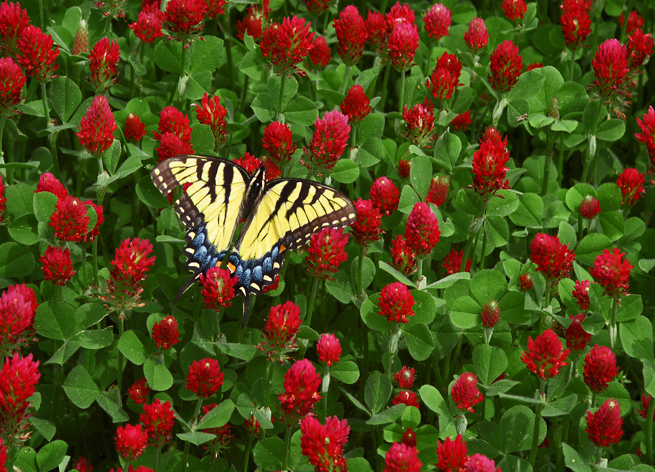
541,284,552,332
81,244,89,286
398,70,406,114
416,258,424,286
265,362,276,408
357,245,365,297
92,240,99,286
379,65,391,112
581,102,603,184
305,277,320,327
646,394,655,464
278,74,287,123
242,434,255,472
182,398,205,472
460,231,476,273
177,39,188,109
528,389,546,466
117,315,125,400
154,447,162,472
237,75,249,116
478,229,487,269
386,324,400,378
282,425,293,470
340,65,352,95
577,214,584,242
41,82,61,180
569,48,576,82
609,296,618,350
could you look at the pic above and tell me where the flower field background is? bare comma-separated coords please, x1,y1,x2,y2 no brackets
1,0,655,471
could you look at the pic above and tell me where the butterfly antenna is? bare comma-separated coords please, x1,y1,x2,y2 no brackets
175,272,200,304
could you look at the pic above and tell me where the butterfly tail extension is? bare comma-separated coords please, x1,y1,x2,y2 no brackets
175,272,201,304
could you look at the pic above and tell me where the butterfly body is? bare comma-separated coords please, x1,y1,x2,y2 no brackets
151,155,357,318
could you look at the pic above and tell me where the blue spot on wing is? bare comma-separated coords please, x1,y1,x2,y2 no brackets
231,238,288,296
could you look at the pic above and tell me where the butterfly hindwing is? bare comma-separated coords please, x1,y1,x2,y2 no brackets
232,179,357,296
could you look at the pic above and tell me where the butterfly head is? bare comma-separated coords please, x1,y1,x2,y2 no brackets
245,165,267,207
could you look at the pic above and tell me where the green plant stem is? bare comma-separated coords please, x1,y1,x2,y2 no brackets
282,425,293,470
41,82,60,180
181,439,191,472
305,276,320,327
557,137,565,186
415,258,424,285
568,48,576,82
378,65,391,112
81,244,89,286
646,393,655,464
541,284,552,332
117,315,125,400
581,102,603,184
339,65,352,95
350,123,358,148
237,75,249,116
182,397,205,472
478,229,487,269
242,434,255,472
278,73,287,122
553,420,564,472
609,296,618,351
542,138,555,196
357,245,365,297
577,214,584,241
265,361,275,405
177,39,188,107
528,403,544,466
223,15,234,84
386,324,399,378
398,70,406,114
154,447,162,472
323,369,329,419
0,116,6,182
460,231,476,273
92,239,99,286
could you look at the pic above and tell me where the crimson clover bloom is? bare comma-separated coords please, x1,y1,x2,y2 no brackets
259,301,302,361
580,195,601,219
304,0,330,16
306,227,349,280
278,358,322,419
300,415,350,472
233,152,262,175
583,344,618,393
489,40,523,93
205,0,226,19
306,35,331,70
163,0,207,41
384,442,422,472
49,196,90,243
586,398,623,447
390,235,417,276
0,1,29,56
186,358,224,398
106,238,156,305
157,133,194,162
77,95,117,156
140,399,175,447
426,175,449,207
125,113,146,141
566,314,591,353
340,84,371,123
636,106,655,158
0,284,37,356
394,366,415,389
351,198,383,247
0,352,40,422
379,282,415,324
451,111,472,131
639,395,655,421
619,10,644,35
466,454,501,472
560,0,592,48
0,57,25,118
518,273,533,292
236,1,269,41
71,457,91,472
392,390,420,408
388,21,419,72
365,10,388,53
481,300,500,328
154,106,192,144
442,248,471,275
436,434,468,472
152,315,180,350
471,127,510,199
627,29,654,69
452,373,483,412
398,158,411,179
130,4,165,43
501,0,527,21
617,168,645,206
402,428,417,448
426,52,462,101
589,247,633,298
463,18,488,55
403,99,436,147
386,2,415,27
370,177,400,217
89,37,120,92
127,377,150,405
334,5,366,66
304,110,350,174
404,202,440,258
591,39,629,101
572,279,591,310
261,16,314,75
529,233,575,283
521,329,570,380
262,121,296,165
424,4,450,40
17,25,59,82
115,424,148,461
317,333,341,367
40,246,75,286
193,93,228,149
199,266,238,310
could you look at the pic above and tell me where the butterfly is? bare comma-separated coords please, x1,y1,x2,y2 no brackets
150,155,357,322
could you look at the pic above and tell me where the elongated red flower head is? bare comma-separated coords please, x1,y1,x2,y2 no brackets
378,282,415,324
591,39,629,100
163,0,207,41
502,0,527,21
199,266,238,310
589,247,633,298
40,246,75,286
300,415,350,471
154,106,192,143
125,113,146,141
580,195,600,219
77,95,117,156
193,93,228,149
49,196,90,243
236,0,270,41
402,428,417,448
489,40,523,93
351,198,383,247
262,121,296,164
442,248,470,275
452,373,483,412
36,172,67,199
394,366,415,389
481,300,500,328
619,11,644,35
384,442,422,472
519,273,533,291
278,358,322,419
305,110,350,173
17,25,59,81
304,0,330,16
404,202,440,257
107,238,156,304
365,10,389,53
403,99,436,147
89,37,120,92
471,127,510,199
636,106,655,160
466,454,501,472
260,301,302,357
436,434,468,472
388,21,419,72
639,395,655,421
0,57,25,118
617,168,645,206
572,279,590,310
370,177,400,216
392,390,420,408
398,158,411,179
127,377,150,404
560,0,592,47
451,111,472,131
387,2,415,27
464,18,488,55
340,84,371,123
390,235,417,276
317,333,341,366
0,352,40,418
307,227,349,280
186,358,224,398
583,344,618,393
0,284,37,356
156,132,194,162
529,233,575,282
115,424,148,461
566,314,591,353
427,175,450,207
261,16,314,74
0,1,29,56
426,52,462,101
586,398,623,447
521,329,570,380
152,315,180,350
130,5,165,43
140,399,175,447
307,35,331,70
424,4,450,40
334,6,367,66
